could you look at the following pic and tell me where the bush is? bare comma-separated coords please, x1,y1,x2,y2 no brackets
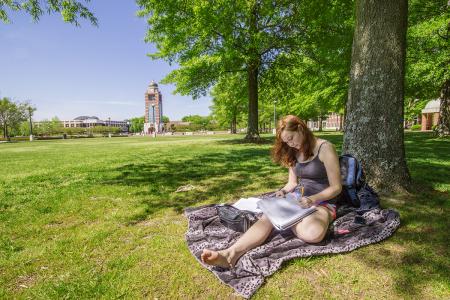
410,124,422,131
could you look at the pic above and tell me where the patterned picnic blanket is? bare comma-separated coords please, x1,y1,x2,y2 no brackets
183,202,400,299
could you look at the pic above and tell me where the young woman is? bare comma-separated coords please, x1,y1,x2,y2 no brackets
201,115,342,269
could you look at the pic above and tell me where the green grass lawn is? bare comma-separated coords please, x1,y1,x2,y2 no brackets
0,132,449,299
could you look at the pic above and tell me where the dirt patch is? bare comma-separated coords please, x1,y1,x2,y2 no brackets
13,273,37,291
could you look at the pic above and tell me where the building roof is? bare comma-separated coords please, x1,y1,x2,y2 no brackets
149,80,158,88
422,99,441,114
74,116,100,120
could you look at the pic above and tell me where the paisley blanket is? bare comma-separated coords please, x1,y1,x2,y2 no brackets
183,202,400,299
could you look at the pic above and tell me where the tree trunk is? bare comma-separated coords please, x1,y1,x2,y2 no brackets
343,0,410,192
245,2,260,141
245,65,260,141
231,112,237,134
318,116,323,132
5,124,9,141
339,113,344,131
435,79,450,137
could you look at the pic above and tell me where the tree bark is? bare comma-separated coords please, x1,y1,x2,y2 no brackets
318,116,323,132
245,64,260,141
436,79,450,137
343,0,411,192
231,112,237,134
5,125,9,141
245,1,260,141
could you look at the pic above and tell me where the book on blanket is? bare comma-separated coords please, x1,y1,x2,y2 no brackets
256,194,317,230
232,197,262,213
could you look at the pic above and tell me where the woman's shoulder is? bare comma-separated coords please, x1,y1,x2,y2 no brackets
317,138,334,149
317,139,337,159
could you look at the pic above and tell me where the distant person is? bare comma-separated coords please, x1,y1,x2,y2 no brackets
201,115,342,269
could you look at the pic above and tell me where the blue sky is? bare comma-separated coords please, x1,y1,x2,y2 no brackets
0,0,212,121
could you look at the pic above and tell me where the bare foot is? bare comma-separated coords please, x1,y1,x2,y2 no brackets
200,248,239,269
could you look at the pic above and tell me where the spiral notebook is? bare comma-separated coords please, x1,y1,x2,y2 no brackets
256,194,317,230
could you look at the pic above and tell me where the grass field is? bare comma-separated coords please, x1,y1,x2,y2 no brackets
0,132,449,299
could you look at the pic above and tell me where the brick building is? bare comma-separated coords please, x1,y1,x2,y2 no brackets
421,99,440,131
307,112,343,131
144,81,163,134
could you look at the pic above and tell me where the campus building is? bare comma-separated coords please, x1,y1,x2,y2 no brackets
420,99,441,131
307,112,344,131
144,81,163,134
62,116,128,129
35,116,129,131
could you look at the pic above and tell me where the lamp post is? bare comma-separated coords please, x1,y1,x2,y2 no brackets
273,100,277,135
152,103,156,138
108,117,111,138
27,105,35,141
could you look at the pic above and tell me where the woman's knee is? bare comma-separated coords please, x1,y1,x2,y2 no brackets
292,222,327,243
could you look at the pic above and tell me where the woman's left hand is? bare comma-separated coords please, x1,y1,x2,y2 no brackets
299,197,314,208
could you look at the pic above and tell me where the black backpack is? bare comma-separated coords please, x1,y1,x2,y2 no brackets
339,154,380,211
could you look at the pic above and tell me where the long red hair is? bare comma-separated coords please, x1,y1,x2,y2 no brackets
271,115,316,167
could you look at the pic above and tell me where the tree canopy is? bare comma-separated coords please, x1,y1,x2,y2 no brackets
210,73,247,133
0,0,97,25
137,0,353,140
0,97,30,140
181,115,212,128
129,116,145,133
406,0,449,135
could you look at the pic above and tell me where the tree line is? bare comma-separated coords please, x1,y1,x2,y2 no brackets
128,114,228,133
0,97,123,139
0,97,35,141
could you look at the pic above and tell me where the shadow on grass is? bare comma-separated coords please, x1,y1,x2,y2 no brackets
100,147,283,223
353,132,450,298
99,131,448,298
405,132,450,191
214,136,275,145
102,133,345,224
353,189,449,298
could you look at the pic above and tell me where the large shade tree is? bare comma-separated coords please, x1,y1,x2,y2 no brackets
343,0,411,192
137,0,334,141
260,0,354,124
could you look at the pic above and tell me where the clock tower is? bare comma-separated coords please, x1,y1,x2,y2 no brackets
144,81,163,134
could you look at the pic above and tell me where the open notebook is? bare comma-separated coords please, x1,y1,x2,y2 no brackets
256,194,317,230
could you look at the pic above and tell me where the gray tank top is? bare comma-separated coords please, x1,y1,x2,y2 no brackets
293,141,338,204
